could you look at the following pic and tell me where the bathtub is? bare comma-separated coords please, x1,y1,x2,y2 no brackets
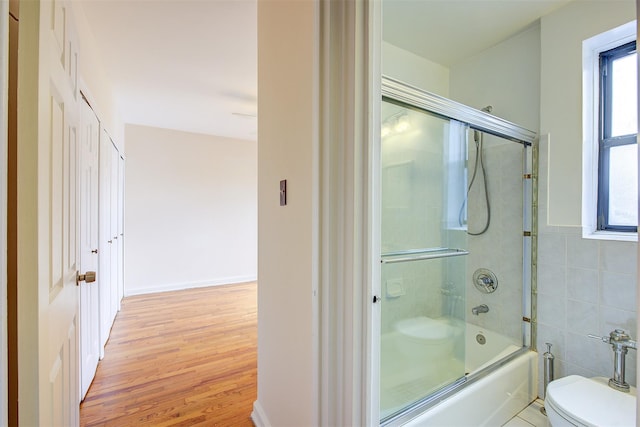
381,320,538,426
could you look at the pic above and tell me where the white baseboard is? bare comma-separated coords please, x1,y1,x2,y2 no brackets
251,400,271,427
124,275,257,297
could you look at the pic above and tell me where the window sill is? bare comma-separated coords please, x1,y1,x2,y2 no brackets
582,229,638,242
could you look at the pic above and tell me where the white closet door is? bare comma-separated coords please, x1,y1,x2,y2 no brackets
117,155,125,304
109,142,119,320
79,99,100,399
98,128,112,355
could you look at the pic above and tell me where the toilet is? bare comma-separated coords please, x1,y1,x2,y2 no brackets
394,316,460,361
545,375,637,427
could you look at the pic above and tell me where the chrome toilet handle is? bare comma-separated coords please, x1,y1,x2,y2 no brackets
588,329,637,392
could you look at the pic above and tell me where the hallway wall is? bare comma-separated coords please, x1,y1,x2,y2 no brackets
74,2,123,150
253,0,317,425
124,124,257,295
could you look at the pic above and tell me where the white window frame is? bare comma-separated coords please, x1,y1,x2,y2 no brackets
582,20,637,242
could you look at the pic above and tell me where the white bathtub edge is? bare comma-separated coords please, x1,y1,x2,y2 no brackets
401,350,539,427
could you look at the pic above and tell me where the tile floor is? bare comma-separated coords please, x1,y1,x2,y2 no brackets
503,399,550,427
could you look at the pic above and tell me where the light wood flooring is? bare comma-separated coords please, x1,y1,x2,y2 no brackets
80,282,257,426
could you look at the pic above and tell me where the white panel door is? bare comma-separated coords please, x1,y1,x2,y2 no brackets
79,99,100,399
17,1,81,424
117,155,125,304
98,128,112,354
109,142,119,320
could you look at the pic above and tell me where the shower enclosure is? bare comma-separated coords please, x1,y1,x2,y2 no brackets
379,77,536,424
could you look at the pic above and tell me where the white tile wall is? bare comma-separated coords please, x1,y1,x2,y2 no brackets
536,137,638,397
465,139,527,343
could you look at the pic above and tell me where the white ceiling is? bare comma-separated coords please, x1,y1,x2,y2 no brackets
77,0,571,143
77,0,257,141
383,0,572,67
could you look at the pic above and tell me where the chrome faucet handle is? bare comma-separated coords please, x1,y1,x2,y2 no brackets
588,333,610,344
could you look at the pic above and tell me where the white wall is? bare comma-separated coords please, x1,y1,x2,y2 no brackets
73,3,123,151
124,124,257,295
382,41,449,97
542,0,635,226
450,24,540,132
253,1,317,426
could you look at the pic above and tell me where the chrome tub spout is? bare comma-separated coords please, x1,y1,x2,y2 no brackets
472,304,489,315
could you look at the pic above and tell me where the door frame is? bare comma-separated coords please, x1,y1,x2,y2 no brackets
318,0,380,424
0,0,9,424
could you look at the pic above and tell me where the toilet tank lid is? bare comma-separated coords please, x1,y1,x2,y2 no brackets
394,316,455,340
546,375,636,427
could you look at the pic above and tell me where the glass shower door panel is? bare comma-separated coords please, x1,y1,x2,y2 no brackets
380,100,468,420
380,256,467,420
381,102,468,254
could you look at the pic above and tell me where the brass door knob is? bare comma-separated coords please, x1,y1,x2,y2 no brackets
77,271,96,285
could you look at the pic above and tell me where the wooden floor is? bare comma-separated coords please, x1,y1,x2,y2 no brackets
80,282,257,427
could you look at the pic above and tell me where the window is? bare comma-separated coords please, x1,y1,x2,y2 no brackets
597,41,637,232
582,21,637,241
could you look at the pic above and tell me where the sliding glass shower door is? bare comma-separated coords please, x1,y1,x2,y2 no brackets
380,99,469,419
378,77,536,426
